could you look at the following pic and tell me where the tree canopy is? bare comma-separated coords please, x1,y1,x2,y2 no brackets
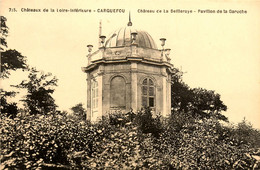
0,16,8,51
1,49,27,78
70,103,86,120
1,16,28,118
1,16,27,79
13,67,58,115
171,68,228,121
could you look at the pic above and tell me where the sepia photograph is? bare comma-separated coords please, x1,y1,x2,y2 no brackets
1,0,260,169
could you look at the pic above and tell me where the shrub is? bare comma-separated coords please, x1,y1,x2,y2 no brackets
134,107,163,138
0,112,110,169
71,123,170,169
159,118,256,169
1,109,259,169
231,118,260,148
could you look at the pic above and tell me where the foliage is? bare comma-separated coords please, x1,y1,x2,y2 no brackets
1,50,28,79
134,107,163,138
0,90,18,118
231,118,260,148
105,108,162,138
1,16,28,119
167,110,195,132
1,109,260,169
1,16,28,78
70,103,87,120
76,124,169,169
13,67,58,115
171,68,227,121
0,16,8,51
160,116,257,169
0,112,110,169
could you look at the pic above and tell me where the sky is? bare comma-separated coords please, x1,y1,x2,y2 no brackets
1,0,260,128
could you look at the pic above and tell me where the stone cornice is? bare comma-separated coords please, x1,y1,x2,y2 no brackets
82,57,174,73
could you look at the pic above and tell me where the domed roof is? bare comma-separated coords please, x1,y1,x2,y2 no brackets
105,24,158,49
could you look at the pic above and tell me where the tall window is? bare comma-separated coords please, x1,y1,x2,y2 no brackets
91,80,98,110
142,78,155,107
110,76,126,109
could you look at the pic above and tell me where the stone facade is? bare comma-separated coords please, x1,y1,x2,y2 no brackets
82,21,174,122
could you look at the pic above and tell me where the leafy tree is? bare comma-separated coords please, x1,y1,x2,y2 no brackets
1,16,27,78
171,68,227,121
0,16,8,51
1,49,27,78
1,49,27,117
70,103,86,120
231,118,260,148
190,87,227,121
1,16,28,118
13,67,58,115
0,90,18,118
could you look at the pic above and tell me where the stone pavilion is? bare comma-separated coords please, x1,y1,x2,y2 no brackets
82,17,174,121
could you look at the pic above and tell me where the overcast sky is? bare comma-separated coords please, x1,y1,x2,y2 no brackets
1,0,259,128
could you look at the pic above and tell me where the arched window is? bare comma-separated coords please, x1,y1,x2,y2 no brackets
110,76,126,109
142,78,155,107
91,80,98,111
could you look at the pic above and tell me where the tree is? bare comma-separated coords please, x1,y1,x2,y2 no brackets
0,90,18,118
13,67,58,115
1,16,27,78
1,16,28,118
191,87,227,120
171,68,227,121
0,16,8,51
231,118,260,148
70,103,86,120
1,49,27,78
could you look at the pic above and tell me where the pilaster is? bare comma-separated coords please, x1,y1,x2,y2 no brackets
97,75,103,120
86,73,91,121
131,62,138,112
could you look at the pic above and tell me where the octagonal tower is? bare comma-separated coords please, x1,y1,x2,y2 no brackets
82,18,174,122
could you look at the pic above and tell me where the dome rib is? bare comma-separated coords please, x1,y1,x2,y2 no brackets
146,32,157,49
143,31,152,48
123,27,127,46
116,28,124,46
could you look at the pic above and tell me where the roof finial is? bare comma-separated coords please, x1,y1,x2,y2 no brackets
127,11,132,26
99,20,102,47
